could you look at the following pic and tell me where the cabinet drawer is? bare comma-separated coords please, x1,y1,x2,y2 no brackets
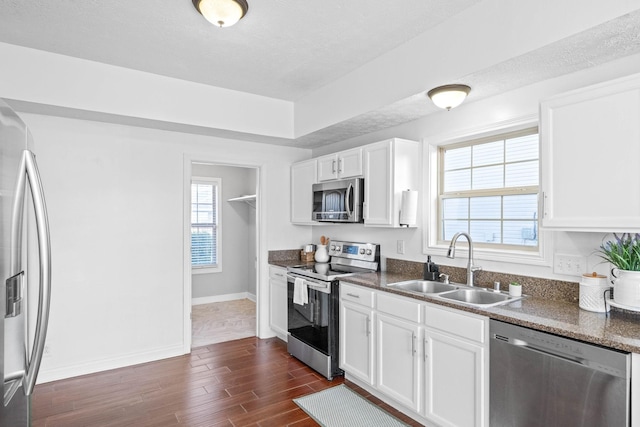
269,266,287,281
424,303,486,344
340,283,375,308
377,292,421,323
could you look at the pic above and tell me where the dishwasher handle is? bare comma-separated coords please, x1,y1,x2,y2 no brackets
493,334,587,367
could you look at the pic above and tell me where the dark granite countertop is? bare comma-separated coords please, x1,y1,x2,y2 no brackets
340,271,640,354
269,259,315,269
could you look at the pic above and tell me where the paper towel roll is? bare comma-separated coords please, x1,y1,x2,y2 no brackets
399,190,418,226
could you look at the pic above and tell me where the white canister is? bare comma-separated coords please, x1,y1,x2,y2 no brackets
314,245,329,263
579,273,610,312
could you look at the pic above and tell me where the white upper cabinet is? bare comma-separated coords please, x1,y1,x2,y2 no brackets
290,159,317,225
540,73,640,231
317,147,363,182
363,138,419,227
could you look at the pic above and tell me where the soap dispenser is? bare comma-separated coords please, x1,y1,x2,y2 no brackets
423,256,439,281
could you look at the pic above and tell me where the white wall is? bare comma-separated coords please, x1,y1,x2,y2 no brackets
0,42,294,139
311,53,640,282
23,113,311,383
191,164,256,300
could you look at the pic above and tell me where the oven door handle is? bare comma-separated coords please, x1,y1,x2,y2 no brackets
287,274,331,290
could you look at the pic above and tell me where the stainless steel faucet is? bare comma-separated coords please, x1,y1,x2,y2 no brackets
446,232,482,286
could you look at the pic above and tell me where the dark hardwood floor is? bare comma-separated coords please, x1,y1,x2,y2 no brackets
32,337,423,426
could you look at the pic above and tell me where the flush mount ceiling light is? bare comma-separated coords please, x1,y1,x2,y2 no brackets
192,0,249,28
427,84,471,111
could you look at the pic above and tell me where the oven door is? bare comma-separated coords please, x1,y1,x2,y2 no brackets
287,275,337,356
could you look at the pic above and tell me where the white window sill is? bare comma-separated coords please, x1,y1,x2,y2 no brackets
425,240,551,267
192,266,222,274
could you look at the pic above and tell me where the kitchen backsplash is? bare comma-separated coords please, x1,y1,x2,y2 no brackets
387,258,580,304
268,249,301,262
268,252,580,304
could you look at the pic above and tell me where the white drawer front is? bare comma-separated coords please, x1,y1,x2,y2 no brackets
340,283,375,308
424,303,486,344
377,292,422,323
269,266,287,281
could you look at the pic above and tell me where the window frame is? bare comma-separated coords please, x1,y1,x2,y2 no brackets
423,118,552,267
191,176,222,274
438,128,540,251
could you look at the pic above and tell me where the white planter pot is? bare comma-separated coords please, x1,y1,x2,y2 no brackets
613,269,640,308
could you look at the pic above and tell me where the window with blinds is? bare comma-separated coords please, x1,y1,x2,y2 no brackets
191,177,220,269
439,128,539,250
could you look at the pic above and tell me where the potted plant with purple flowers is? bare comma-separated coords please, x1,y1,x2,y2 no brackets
598,233,640,308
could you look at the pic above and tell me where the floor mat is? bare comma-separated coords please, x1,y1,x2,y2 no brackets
294,385,409,427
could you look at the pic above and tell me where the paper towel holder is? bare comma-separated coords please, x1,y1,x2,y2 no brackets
399,189,418,227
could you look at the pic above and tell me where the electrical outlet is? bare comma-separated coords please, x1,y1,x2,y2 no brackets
553,254,587,276
43,345,52,358
397,240,405,254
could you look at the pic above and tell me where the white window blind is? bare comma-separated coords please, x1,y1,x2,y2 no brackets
191,178,220,268
439,129,539,249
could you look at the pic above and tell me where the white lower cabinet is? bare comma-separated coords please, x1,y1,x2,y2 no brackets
340,283,376,385
268,266,288,340
339,283,489,427
376,313,421,412
423,303,488,427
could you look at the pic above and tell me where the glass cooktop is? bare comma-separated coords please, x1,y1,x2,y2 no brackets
288,263,375,282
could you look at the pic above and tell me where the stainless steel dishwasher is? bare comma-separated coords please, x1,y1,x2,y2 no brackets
490,320,631,426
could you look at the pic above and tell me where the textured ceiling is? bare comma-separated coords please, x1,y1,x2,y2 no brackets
296,9,640,147
0,0,479,101
1,1,640,148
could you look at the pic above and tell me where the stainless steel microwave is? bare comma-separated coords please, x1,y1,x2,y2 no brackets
312,178,364,223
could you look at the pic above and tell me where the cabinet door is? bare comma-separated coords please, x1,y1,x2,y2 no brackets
290,159,317,224
340,300,375,385
424,329,486,427
269,267,288,338
338,148,363,178
317,154,338,182
541,74,640,231
376,313,421,412
363,140,394,225
269,279,288,338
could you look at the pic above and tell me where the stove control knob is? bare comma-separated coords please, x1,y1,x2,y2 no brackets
335,246,341,252
330,245,336,251
359,248,365,254
366,249,372,255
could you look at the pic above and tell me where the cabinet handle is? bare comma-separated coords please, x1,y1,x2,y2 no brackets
338,158,343,173
332,160,336,174
542,191,547,218
411,333,416,356
423,338,428,362
346,293,360,298
366,316,370,337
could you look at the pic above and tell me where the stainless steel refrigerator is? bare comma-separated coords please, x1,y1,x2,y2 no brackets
0,98,52,425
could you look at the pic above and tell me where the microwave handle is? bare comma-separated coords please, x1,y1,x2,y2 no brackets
345,183,353,218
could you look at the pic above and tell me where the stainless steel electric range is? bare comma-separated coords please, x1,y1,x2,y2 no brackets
286,241,380,380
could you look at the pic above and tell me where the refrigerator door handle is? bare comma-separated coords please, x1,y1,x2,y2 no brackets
22,150,52,397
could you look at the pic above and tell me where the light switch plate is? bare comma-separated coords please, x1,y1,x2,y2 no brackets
397,240,405,254
553,254,587,276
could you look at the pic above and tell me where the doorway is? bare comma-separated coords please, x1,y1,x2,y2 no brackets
184,160,260,349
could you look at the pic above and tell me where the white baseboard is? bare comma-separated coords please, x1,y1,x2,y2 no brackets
192,292,256,305
37,343,186,384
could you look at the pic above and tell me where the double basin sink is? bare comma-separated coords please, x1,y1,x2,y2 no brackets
387,280,523,308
